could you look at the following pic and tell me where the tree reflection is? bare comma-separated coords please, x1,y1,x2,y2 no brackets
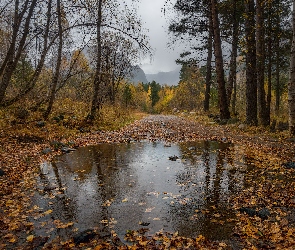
32,141,251,242
47,143,148,238
171,141,248,240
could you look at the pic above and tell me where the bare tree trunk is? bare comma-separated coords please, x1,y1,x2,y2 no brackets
266,2,272,120
43,0,63,120
275,39,280,114
110,63,117,105
267,54,272,117
204,6,213,112
256,0,268,126
288,0,295,135
232,70,237,116
0,0,26,76
210,0,230,119
0,0,37,105
275,11,281,114
2,0,53,107
90,0,103,119
245,0,257,125
227,0,238,114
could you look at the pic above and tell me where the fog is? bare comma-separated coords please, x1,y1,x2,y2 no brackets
126,0,183,74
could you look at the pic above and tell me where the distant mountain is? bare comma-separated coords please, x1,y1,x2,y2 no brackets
129,65,148,83
128,65,180,86
146,68,180,86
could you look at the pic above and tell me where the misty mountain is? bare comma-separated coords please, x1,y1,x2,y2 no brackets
146,68,180,86
129,65,148,83
129,65,180,86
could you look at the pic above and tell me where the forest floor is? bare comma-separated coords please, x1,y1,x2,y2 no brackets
1,114,295,249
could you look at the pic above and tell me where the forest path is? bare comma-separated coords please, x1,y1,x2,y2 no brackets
77,114,294,162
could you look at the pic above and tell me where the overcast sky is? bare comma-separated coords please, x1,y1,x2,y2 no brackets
131,0,181,74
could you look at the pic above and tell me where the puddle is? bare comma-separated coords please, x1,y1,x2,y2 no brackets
32,141,250,243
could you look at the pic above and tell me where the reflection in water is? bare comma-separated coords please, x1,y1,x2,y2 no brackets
33,141,249,242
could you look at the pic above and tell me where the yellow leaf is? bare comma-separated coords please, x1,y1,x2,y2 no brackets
54,220,74,229
44,209,53,215
196,235,205,242
5,200,14,206
122,198,128,202
9,237,16,243
27,235,34,242
65,222,74,227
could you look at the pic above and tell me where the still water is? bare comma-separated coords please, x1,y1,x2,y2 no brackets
34,141,249,242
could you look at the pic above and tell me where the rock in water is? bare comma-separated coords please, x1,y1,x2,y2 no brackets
169,155,179,161
139,221,150,226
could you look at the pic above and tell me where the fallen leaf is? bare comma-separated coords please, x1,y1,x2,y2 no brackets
54,220,74,229
196,235,205,242
219,242,227,247
26,235,34,242
5,200,14,207
145,207,155,212
44,209,53,215
9,237,16,243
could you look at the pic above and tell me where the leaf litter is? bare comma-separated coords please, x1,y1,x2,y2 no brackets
1,114,295,249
